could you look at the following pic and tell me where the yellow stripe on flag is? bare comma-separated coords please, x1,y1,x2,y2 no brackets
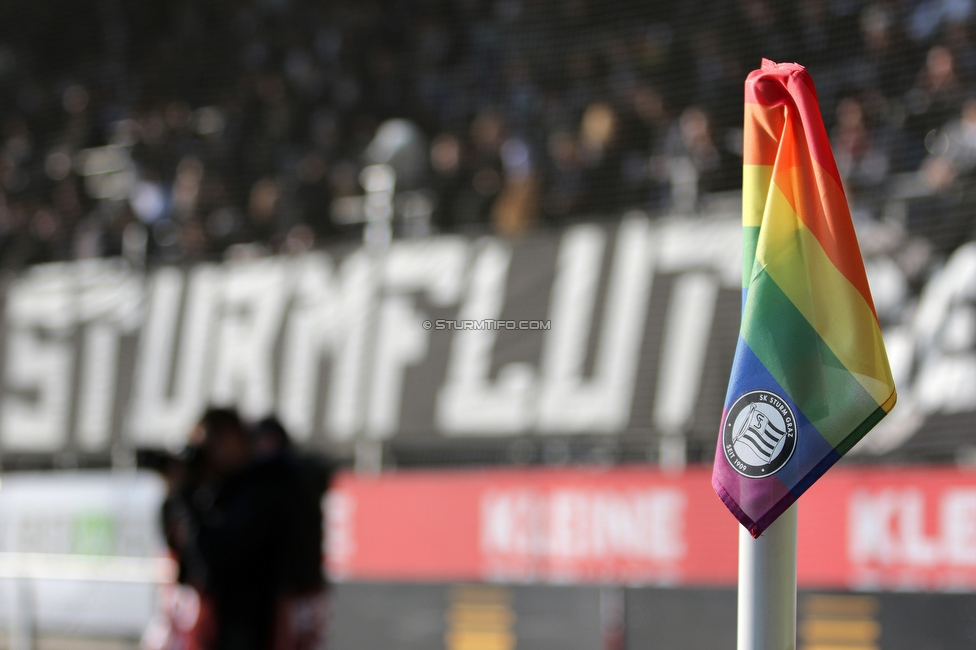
755,182,895,408
742,164,773,228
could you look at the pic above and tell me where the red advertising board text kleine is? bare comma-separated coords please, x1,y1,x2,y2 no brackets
325,465,976,591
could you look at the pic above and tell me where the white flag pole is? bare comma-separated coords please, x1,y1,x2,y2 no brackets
737,502,797,650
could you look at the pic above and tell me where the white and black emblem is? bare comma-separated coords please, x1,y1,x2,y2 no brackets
722,390,797,478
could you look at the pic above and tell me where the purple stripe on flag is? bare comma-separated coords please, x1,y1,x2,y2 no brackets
712,434,792,535
714,338,842,533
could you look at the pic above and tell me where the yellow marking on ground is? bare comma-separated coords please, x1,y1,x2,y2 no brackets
445,585,516,650
799,594,881,650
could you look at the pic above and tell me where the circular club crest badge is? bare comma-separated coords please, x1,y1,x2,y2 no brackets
722,390,797,478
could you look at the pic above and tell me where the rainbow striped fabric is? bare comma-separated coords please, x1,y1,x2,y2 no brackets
711,60,897,538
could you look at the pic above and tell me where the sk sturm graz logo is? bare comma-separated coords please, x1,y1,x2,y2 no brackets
723,390,797,478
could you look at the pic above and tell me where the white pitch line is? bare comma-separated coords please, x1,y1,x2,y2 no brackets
0,553,176,584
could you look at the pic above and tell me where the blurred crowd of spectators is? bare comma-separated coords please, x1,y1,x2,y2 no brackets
0,0,975,268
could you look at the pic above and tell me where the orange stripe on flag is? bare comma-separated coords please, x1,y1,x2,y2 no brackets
743,104,785,166
769,131,878,320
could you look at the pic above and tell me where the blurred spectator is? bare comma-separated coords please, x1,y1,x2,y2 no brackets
492,135,538,236
832,95,891,217
667,107,721,212
904,44,967,168
914,96,976,251
922,96,976,189
578,102,624,214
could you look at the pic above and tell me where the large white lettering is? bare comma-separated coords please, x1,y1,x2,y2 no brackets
75,262,143,451
437,240,535,434
367,239,467,438
1,266,75,451
278,252,375,441
537,217,655,433
128,266,221,449
653,272,720,467
210,259,291,419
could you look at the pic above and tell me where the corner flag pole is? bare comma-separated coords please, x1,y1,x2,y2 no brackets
738,503,797,650
712,58,895,650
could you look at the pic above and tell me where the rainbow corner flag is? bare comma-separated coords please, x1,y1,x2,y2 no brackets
712,60,897,538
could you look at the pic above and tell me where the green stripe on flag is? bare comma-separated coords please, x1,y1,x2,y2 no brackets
741,269,882,447
834,404,888,457
743,225,760,289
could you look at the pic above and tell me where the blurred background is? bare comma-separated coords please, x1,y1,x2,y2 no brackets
0,0,974,648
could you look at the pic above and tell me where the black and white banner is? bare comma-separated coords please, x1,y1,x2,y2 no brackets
0,213,967,459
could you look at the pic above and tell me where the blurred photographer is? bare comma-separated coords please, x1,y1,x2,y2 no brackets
158,408,278,650
252,417,334,650
147,409,334,650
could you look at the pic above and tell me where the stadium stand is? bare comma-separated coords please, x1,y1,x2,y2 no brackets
0,0,972,266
